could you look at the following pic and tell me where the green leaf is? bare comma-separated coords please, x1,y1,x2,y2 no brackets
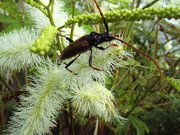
0,1,21,18
166,77,180,91
128,116,149,135
0,1,25,33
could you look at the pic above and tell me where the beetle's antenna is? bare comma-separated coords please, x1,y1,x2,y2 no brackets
94,0,109,33
113,36,164,80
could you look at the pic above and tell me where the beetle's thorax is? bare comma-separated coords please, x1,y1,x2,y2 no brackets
87,32,115,46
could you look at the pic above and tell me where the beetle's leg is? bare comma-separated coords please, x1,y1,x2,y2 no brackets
95,46,106,50
58,34,74,43
62,36,74,43
65,37,74,43
107,44,119,48
65,54,81,75
95,44,118,50
89,48,102,71
120,31,124,37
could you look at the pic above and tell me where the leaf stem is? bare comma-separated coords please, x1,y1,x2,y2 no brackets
45,0,63,52
70,0,76,40
93,119,98,135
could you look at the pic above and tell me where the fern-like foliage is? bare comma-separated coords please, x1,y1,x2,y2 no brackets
0,0,29,33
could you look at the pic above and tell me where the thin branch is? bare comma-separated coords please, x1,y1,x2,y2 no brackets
0,76,13,91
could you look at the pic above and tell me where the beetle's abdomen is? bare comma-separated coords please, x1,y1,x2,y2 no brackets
60,36,91,60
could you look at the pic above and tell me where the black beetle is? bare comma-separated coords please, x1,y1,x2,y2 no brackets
60,0,163,78
60,32,117,74
60,0,118,74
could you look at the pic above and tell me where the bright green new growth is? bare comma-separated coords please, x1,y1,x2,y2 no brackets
30,25,58,55
26,0,45,13
26,0,41,8
64,7,180,27
166,77,180,91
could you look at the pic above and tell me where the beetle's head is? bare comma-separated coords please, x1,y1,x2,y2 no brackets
101,32,115,42
88,32,115,46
